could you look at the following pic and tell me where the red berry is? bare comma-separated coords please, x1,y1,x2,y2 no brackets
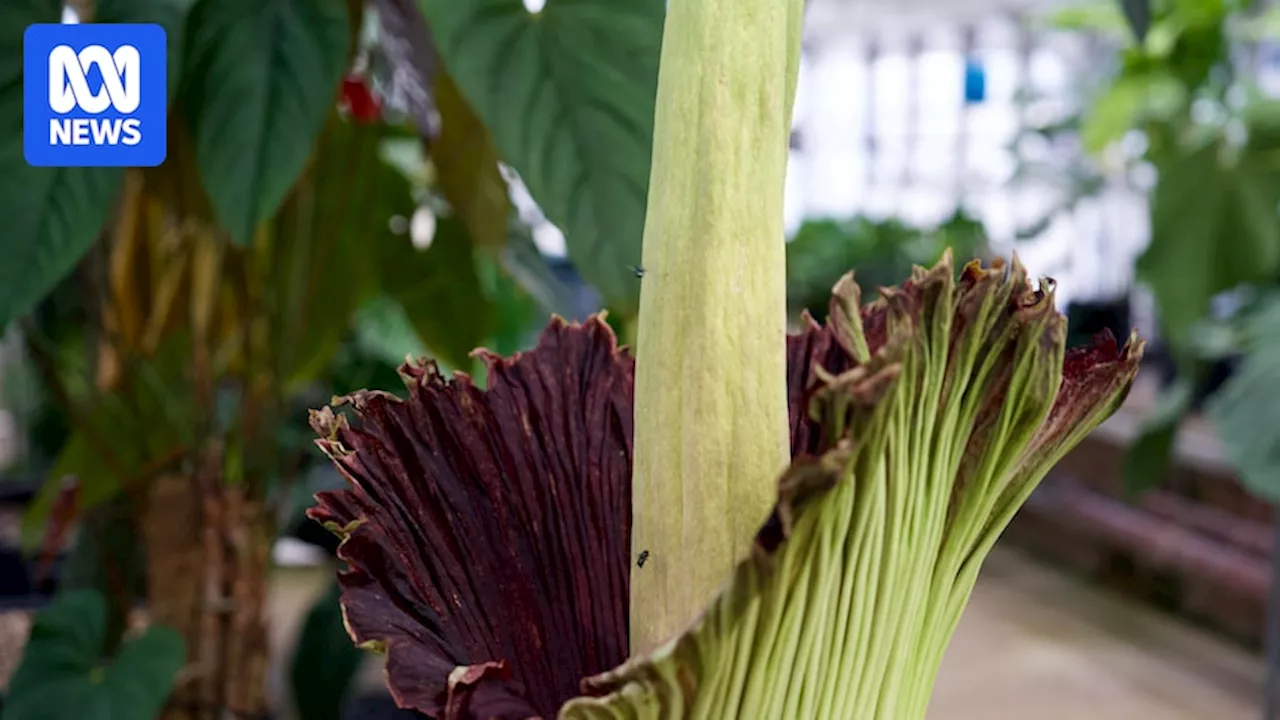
340,75,380,123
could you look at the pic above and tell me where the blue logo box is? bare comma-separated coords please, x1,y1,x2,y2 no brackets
24,23,167,168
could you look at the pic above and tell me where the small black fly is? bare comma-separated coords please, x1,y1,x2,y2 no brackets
628,264,646,279
636,549,650,568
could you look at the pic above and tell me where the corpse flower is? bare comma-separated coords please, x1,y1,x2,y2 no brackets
309,254,1141,719
309,0,1141,716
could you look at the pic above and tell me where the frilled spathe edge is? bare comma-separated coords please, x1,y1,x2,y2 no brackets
308,315,635,719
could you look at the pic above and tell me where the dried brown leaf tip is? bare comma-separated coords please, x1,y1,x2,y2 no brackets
309,315,634,719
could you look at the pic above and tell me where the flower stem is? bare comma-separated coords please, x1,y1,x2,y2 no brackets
629,0,805,654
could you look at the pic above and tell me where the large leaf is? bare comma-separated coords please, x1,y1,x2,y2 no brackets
3,591,186,720
1139,137,1280,345
418,0,665,317
183,0,351,246
1080,71,1186,154
0,0,199,329
378,214,493,370
271,118,401,387
1206,297,1280,502
0,0,119,329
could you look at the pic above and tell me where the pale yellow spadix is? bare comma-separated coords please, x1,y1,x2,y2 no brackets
629,0,806,654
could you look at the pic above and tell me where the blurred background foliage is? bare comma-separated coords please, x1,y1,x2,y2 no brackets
786,210,988,321
1047,0,1280,504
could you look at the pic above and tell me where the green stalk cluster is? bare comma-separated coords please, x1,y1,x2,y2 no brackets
758,258,1068,718
827,259,1064,716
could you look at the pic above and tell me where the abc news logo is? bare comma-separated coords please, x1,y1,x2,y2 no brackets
24,23,167,168
47,44,144,147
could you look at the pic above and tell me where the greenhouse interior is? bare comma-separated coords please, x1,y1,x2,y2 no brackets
2,0,1280,717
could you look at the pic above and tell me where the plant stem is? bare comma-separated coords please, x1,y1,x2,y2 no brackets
629,0,805,654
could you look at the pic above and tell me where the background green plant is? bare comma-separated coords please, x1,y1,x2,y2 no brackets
1053,0,1280,500
785,210,987,321
3,591,186,720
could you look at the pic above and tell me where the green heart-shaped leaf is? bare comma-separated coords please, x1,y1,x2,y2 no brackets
1140,135,1280,345
183,0,351,246
418,0,664,317
0,0,198,329
0,0,109,329
3,591,186,720
1206,296,1280,503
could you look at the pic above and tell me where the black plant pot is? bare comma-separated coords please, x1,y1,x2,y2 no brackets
0,548,35,597
0,547,59,610
288,515,341,557
1065,298,1132,350
0,473,69,608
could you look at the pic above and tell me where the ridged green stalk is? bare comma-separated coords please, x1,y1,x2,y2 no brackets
629,0,806,654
